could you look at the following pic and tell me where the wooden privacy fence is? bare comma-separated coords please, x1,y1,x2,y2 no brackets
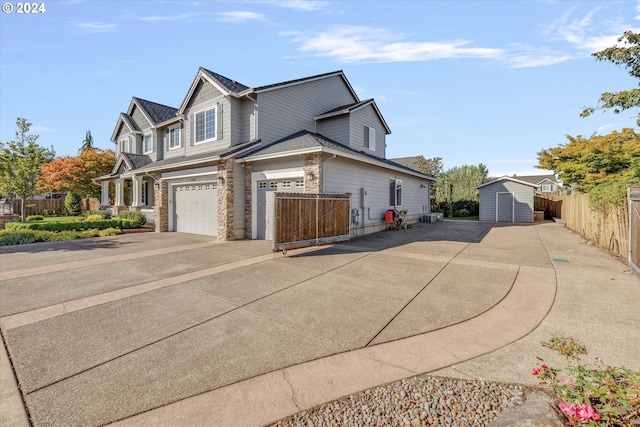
629,187,640,276
553,192,628,257
10,198,101,216
273,193,351,252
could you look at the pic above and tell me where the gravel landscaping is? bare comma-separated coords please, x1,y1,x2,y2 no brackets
269,375,532,427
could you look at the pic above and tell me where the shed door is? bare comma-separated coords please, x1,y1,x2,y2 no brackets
173,183,218,236
497,192,514,222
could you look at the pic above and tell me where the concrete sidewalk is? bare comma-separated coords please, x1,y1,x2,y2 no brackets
1,222,638,427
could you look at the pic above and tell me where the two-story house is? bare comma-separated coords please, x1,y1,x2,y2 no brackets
97,68,436,240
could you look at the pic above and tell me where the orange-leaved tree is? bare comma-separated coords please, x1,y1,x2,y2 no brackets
39,148,116,199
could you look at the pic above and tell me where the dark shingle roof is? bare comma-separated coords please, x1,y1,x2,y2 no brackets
200,67,250,94
240,130,436,180
121,153,153,170
318,99,374,116
120,113,140,132
133,97,178,125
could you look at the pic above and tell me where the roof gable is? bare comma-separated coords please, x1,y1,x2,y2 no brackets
110,113,140,142
253,70,359,102
129,97,178,126
514,174,558,185
475,176,539,189
178,68,249,114
315,98,391,134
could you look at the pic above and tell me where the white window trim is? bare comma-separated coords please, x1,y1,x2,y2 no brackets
167,125,182,150
194,106,217,145
365,126,376,151
143,133,153,154
390,178,402,207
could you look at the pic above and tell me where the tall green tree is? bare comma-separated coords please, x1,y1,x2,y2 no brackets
580,31,640,126
435,164,489,216
537,128,640,193
79,130,95,152
0,118,55,220
413,156,444,177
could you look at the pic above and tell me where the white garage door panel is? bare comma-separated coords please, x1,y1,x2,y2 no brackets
174,183,218,236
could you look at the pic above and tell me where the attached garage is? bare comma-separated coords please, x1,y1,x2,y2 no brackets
475,176,537,223
173,182,218,236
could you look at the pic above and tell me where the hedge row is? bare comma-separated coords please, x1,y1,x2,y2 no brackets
5,219,139,231
0,228,122,246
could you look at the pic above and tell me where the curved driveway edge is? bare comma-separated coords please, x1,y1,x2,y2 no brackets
109,265,556,427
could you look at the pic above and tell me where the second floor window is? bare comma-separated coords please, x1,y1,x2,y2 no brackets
195,107,216,143
364,126,375,150
169,126,181,149
143,133,153,153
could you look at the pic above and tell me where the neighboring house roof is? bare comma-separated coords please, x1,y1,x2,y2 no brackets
475,175,539,189
239,130,436,181
315,99,391,135
390,156,424,170
514,174,558,185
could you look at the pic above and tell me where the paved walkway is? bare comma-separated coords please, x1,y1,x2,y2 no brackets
0,221,637,427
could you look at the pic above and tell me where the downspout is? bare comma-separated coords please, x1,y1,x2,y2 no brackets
245,93,257,141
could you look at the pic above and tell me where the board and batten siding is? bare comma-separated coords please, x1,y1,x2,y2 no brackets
478,180,534,222
323,157,430,225
257,75,357,145
349,105,386,158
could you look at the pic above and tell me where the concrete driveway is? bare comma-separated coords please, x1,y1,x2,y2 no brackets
1,221,637,426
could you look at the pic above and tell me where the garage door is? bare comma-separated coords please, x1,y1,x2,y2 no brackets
173,183,218,236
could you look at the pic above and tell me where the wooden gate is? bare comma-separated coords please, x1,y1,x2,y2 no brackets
629,187,640,277
273,193,351,252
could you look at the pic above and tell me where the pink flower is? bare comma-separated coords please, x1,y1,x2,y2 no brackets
558,402,576,417
532,368,540,376
576,404,600,421
560,379,576,388
541,364,549,371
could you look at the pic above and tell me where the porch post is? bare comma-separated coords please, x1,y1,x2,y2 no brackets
115,178,125,207
131,175,143,207
100,181,110,208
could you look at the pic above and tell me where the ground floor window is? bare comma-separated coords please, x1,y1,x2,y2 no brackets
389,178,402,207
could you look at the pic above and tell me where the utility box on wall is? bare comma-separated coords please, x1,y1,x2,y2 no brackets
361,188,369,208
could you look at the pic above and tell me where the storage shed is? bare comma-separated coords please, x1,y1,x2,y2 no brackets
475,176,537,223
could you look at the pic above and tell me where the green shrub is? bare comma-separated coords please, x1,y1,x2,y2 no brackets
116,211,147,226
64,193,82,216
48,231,80,241
5,219,138,231
36,209,50,216
26,215,44,221
0,230,36,245
84,215,104,222
454,208,470,217
59,208,70,216
83,210,111,220
78,229,101,238
98,228,122,237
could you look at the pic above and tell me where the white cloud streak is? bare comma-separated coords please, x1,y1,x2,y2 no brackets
217,11,266,23
74,22,118,33
283,26,503,64
137,13,198,22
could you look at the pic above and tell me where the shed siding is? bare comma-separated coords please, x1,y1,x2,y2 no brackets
257,75,357,145
316,115,349,146
478,181,534,222
349,105,386,158
323,158,430,225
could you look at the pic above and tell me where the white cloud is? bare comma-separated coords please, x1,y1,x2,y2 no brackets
217,11,266,23
285,26,503,64
137,13,197,22
278,0,328,11
74,22,118,33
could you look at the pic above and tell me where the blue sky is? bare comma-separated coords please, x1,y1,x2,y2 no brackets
1,0,638,177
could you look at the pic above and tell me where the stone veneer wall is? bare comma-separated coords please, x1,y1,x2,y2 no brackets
217,159,235,241
154,179,168,232
303,153,323,194
244,163,252,239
